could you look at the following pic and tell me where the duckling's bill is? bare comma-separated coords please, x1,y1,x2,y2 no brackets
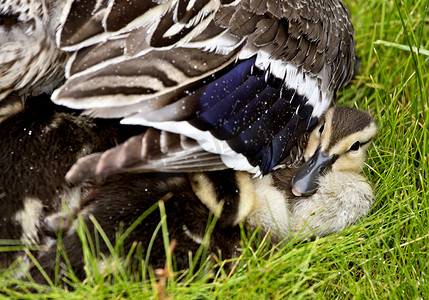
291,148,336,196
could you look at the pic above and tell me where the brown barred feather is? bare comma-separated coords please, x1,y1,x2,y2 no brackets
66,128,226,183
47,0,355,108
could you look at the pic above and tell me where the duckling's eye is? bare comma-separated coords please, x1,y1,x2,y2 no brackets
318,124,325,135
350,141,360,151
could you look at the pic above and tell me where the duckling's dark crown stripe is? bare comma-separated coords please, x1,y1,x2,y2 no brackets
187,57,315,174
327,107,373,150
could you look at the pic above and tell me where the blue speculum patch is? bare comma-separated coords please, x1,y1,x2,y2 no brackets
187,57,314,174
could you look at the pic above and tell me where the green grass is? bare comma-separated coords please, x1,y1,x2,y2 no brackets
1,0,429,298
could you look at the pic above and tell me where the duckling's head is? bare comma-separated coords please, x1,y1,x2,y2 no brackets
291,107,377,196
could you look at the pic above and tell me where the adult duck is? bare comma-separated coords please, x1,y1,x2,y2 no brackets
1,0,357,178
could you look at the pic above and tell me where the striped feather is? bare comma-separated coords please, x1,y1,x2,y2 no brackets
66,127,225,183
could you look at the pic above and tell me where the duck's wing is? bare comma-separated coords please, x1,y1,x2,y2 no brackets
53,0,356,176
66,127,225,183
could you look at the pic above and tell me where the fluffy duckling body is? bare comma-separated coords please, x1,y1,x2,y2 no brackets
0,94,139,271
26,106,376,284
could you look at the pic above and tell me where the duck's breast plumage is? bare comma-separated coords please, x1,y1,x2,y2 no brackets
0,0,68,100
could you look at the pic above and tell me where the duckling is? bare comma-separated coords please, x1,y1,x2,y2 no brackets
0,93,140,271
29,106,376,285
1,0,357,176
190,106,377,241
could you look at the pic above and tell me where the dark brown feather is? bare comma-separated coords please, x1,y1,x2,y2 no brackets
60,0,108,48
253,18,279,47
228,7,263,36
